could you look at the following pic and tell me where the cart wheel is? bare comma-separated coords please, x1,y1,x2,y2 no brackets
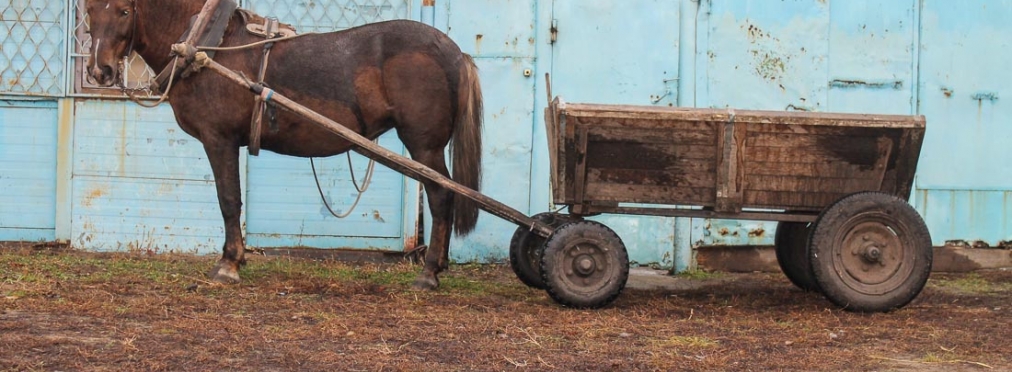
508,213,573,289
808,192,932,312
774,222,820,292
540,221,629,309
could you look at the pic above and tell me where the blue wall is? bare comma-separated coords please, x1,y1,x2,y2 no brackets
1,0,1011,270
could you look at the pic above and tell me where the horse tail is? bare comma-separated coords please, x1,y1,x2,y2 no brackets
452,53,483,236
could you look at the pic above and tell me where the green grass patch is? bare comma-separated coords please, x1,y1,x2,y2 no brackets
675,269,725,281
930,273,1012,294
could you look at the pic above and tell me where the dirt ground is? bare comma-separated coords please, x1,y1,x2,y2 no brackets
2,242,1009,371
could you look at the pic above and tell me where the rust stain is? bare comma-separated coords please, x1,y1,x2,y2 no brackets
474,34,483,55
372,210,385,223
422,0,435,6
82,188,107,207
941,87,953,98
718,227,730,236
748,227,765,238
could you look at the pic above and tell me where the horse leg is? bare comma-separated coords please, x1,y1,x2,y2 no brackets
411,151,454,290
202,138,246,283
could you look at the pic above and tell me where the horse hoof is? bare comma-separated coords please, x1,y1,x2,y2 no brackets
411,276,439,291
207,265,240,284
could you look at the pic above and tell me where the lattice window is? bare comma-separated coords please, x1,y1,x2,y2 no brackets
0,0,66,96
243,0,410,33
71,0,155,97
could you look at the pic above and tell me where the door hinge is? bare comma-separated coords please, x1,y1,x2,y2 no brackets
550,19,558,44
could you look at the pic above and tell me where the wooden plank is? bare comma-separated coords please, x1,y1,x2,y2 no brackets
715,119,746,213
587,168,715,188
545,106,564,203
571,126,590,213
584,183,715,205
560,103,925,129
892,128,923,199
746,132,889,148
585,125,716,146
745,122,913,137
585,141,716,171
583,205,820,223
743,190,847,210
745,160,883,178
745,175,881,193
748,145,883,166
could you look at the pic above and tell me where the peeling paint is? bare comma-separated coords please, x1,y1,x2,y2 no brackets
828,79,904,89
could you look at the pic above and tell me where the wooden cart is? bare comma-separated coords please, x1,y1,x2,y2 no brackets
508,97,930,312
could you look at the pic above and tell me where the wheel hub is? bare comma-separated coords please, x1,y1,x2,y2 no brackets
573,254,597,276
839,219,908,294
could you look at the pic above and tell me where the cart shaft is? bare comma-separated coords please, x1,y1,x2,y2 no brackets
198,54,554,238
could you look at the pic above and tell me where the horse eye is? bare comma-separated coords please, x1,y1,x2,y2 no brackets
121,10,130,16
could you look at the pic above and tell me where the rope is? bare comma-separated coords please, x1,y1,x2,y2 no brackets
311,151,377,219
124,56,179,108
197,33,312,52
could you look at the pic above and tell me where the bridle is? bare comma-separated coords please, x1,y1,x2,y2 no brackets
118,0,140,89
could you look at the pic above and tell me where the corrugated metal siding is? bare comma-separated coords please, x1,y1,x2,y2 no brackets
445,0,537,262
916,0,1012,246
71,101,223,252
0,99,57,241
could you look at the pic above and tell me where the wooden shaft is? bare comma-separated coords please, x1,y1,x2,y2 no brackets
199,56,554,238
184,0,223,46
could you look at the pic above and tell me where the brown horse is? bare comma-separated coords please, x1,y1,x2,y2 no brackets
85,0,483,289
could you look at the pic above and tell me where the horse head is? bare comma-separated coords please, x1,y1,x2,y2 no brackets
85,0,138,87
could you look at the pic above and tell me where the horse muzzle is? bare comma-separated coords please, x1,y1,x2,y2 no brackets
88,63,119,87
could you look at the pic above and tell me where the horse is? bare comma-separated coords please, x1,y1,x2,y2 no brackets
84,0,483,290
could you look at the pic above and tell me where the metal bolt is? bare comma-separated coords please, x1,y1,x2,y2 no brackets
523,69,532,77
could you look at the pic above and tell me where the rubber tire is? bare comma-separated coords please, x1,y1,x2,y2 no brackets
508,213,572,289
774,222,820,292
808,192,933,312
540,221,629,309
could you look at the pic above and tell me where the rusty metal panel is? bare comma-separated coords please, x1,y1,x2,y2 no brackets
1,0,66,96
70,101,223,252
915,1,1012,246
0,99,57,241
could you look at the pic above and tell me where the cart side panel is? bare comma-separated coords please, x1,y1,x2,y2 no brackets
575,116,719,206
739,122,913,210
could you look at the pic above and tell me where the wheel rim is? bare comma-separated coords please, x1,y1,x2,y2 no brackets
556,237,616,295
834,212,913,295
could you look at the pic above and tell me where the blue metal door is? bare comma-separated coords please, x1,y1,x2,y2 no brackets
547,0,681,266
915,1,1012,246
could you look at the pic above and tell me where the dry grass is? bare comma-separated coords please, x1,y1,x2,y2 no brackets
1,243,1009,371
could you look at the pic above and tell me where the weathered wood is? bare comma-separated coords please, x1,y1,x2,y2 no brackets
201,56,554,237
583,205,819,223
743,190,846,210
584,183,715,205
745,160,883,178
745,175,880,193
586,125,716,145
587,168,715,188
571,126,590,213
